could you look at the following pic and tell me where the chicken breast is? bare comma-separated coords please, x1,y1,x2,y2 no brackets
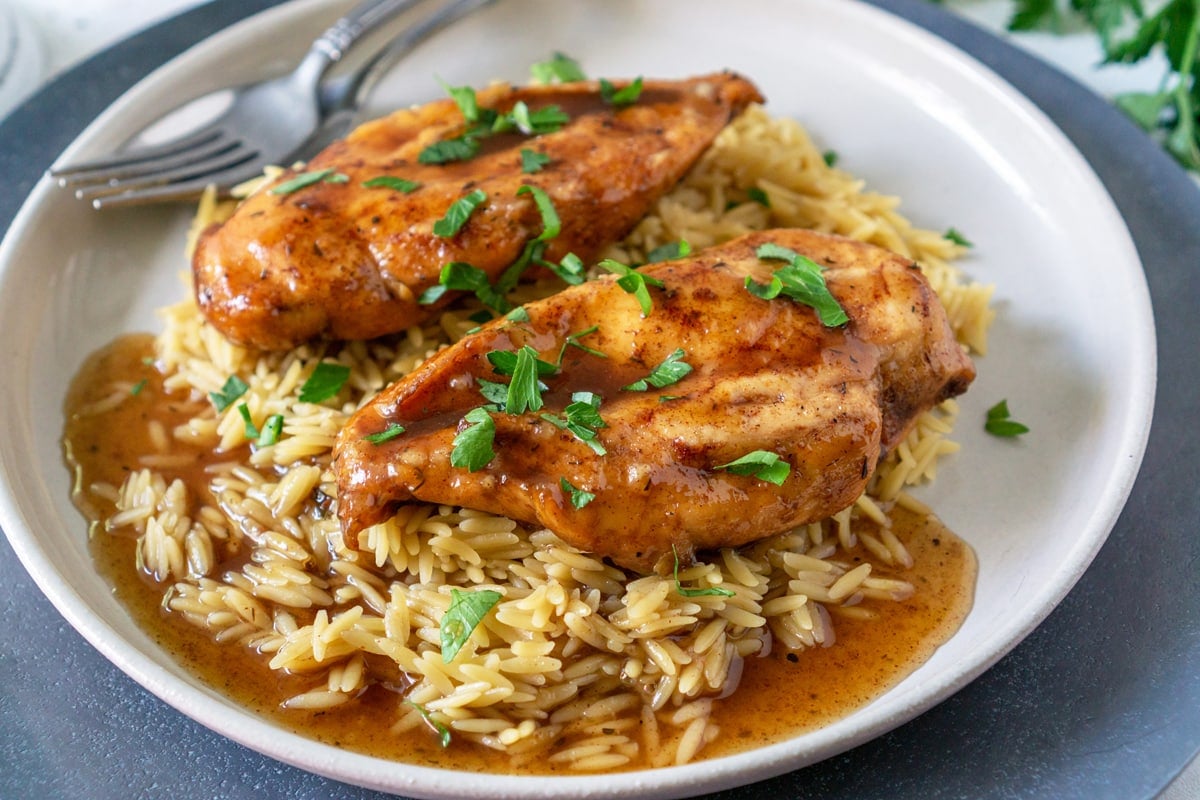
333,229,975,573
192,73,763,351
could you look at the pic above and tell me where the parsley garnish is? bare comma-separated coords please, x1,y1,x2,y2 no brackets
530,52,587,84
298,362,351,404
505,346,547,414
417,261,508,311
555,325,607,367
236,402,259,440
362,175,421,193
418,137,480,165
645,240,691,264
985,399,1030,437
130,379,147,396
547,252,587,286
746,242,849,327
822,150,839,167
559,477,596,509
450,407,496,471
505,101,570,135
746,187,771,207
476,377,510,406
944,227,973,247
257,414,284,447
269,168,348,195
672,546,735,598
505,307,531,323
714,450,791,485
433,189,489,238
405,701,452,748
600,76,644,107
517,184,561,241
441,587,502,663
623,348,692,392
539,392,608,455
520,148,551,173
209,375,249,412
598,258,665,317
362,422,406,444
487,346,557,378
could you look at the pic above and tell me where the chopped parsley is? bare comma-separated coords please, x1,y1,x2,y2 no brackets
530,52,587,84
362,175,421,193
745,242,849,327
645,240,691,264
944,227,973,248
298,362,351,404
599,258,665,317
714,450,791,485
539,392,608,455
746,186,771,207
504,346,547,414
405,701,452,748
985,399,1030,437
450,407,496,471
555,325,606,367
130,379,147,396
362,422,406,444
504,307,531,323
236,402,259,440
257,414,284,447
559,477,596,509
417,261,507,311
520,148,551,173
418,137,480,165
269,168,348,195
418,81,571,165
822,150,839,167
209,375,249,412
672,546,735,598
517,184,561,241
546,252,587,286
600,76,644,107
433,188,489,237
487,346,557,378
623,348,692,392
441,587,502,663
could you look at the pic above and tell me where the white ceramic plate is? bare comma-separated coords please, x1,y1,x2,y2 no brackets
0,0,1155,797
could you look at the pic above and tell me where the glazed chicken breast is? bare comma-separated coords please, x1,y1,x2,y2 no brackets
333,229,975,573
192,73,763,351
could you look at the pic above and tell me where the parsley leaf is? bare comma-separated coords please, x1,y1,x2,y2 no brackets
559,477,596,509
257,414,284,447
714,450,791,485
530,52,587,84
599,258,665,317
517,184,561,241
540,392,608,455
506,102,570,135
600,76,644,107
269,168,348,195
418,136,481,165
746,186,771,207
623,348,693,391
476,377,511,406
520,148,551,173
985,399,1031,437
362,175,421,193
298,362,351,404
505,307,531,323
645,240,692,264
433,188,489,237
450,407,496,471
362,422,406,444
546,252,588,286
130,379,147,396
441,588,502,663
236,402,259,440
822,150,839,167
505,346,547,414
209,375,249,412
487,346,557,378
440,80,481,122
555,325,607,367
405,701,452,748
417,261,508,311
944,227,973,247
746,242,849,327
672,546,735,598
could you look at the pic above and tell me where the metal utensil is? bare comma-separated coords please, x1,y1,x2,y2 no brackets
50,0,492,209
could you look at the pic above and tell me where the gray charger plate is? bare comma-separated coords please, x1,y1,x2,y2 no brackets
1,1,1197,797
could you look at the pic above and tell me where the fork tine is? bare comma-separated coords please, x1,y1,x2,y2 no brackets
49,127,229,178
56,130,244,188
74,142,262,202
87,159,271,209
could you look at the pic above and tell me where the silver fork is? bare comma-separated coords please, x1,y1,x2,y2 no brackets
50,0,494,209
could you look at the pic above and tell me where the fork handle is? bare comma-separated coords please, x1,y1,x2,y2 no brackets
293,0,433,89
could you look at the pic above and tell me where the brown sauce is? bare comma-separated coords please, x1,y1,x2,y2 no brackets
64,334,976,773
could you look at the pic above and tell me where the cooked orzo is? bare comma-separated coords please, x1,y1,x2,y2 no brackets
64,104,991,772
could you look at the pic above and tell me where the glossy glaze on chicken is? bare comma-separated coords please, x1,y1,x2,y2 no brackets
192,73,762,351
334,229,975,573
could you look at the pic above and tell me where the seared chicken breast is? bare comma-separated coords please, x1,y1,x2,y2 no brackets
192,73,763,350
333,229,975,573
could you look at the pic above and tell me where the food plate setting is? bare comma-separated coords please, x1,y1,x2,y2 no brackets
0,0,1196,798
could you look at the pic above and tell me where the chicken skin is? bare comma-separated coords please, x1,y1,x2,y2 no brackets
192,73,763,351
333,229,975,573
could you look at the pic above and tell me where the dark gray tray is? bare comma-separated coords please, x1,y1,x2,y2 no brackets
2,1,1197,797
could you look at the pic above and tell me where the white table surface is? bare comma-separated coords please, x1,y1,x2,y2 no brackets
1,0,1196,797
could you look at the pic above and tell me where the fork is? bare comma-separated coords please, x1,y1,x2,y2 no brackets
50,0,493,209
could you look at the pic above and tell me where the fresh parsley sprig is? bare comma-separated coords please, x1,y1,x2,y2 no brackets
440,587,502,663
598,258,666,316
623,348,693,392
984,399,1030,437
714,450,791,485
746,242,849,327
